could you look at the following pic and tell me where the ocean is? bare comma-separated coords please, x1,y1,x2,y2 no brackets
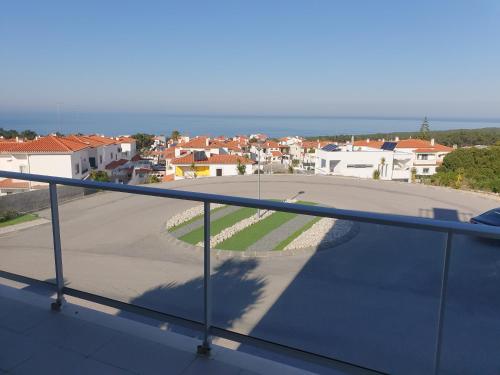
0,112,498,138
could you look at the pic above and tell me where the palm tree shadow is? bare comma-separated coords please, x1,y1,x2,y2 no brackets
118,258,267,331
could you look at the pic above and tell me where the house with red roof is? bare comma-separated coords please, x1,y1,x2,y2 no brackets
171,153,254,179
0,136,92,194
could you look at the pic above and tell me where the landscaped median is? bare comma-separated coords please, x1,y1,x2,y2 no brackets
166,200,349,253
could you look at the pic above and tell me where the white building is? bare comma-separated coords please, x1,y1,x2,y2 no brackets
0,136,91,194
315,144,413,181
171,153,254,179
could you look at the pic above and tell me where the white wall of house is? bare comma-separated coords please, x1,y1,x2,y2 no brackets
96,144,120,170
120,142,136,160
208,163,253,176
315,149,411,180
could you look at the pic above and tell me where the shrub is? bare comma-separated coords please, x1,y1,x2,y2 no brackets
373,170,380,180
0,210,20,223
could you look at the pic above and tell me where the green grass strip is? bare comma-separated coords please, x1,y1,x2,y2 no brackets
168,205,227,232
217,211,297,251
0,214,38,228
179,207,257,245
273,216,321,251
216,200,318,251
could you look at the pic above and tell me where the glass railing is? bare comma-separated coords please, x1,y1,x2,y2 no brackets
0,170,499,374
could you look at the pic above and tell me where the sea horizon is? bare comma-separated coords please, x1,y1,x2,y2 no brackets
1,111,499,138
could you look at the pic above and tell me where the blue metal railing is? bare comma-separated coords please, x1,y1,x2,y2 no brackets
1,170,499,374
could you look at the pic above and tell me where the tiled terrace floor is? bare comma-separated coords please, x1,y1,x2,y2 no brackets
0,284,311,375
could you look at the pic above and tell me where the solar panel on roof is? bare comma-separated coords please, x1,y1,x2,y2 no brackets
321,144,339,152
381,142,397,151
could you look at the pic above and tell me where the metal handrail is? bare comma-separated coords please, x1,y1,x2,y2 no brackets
1,170,500,375
1,171,499,239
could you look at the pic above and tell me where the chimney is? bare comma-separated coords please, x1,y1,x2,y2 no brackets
430,138,435,146
205,138,210,146
16,136,19,143
317,139,320,148
366,138,370,143
351,135,354,144
395,136,399,142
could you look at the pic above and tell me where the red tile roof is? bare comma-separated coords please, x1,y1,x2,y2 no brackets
105,159,128,170
131,154,144,162
263,141,280,148
271,151,282,157
353,140,385,148
181,137,209,148
171,154,254,165
116,136,136,144
0,136,89,153
0,178,29,189
395,139,453,152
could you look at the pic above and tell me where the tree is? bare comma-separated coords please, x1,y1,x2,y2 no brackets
190,162,197,178
411,167,417,183
131,133,154,150
419,117,430,140
170,130,180,141
20,130,37,140
292,159,300,167
372,170,380,180
236,159,246,175
288,165,294,174
145,175,161,184
89,170,110,182
249,137,258,144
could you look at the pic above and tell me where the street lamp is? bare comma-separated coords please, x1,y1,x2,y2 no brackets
256,143,262,217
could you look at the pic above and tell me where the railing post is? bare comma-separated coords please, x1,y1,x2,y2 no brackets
433,232,453,375
197,201,212,355
49,183,65,311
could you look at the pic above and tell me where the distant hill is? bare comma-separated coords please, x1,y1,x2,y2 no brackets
305,127,500,147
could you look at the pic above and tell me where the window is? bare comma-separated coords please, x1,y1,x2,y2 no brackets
19,165,28,173
99,155,103,164
347,164,373,168
423,168,430,174
321,159,326,168
216,168,222,176
417,154,429,160
75,163,80,174
111,152,113,159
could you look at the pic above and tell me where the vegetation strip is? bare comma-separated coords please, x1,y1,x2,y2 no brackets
179,207,257,245
216,202,317,251
273,216,322,251
0,213,38,228
168,205,227,232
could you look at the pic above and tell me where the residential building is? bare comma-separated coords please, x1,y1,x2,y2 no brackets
315,143,413,181
0,136,91,194
171,153,254,179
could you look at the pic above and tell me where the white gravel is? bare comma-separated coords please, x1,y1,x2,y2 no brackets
166,203,224,230
284,218,353,250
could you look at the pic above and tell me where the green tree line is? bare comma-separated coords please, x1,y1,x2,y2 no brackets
306,127,500,147
0,128,38,140
431,144,500,193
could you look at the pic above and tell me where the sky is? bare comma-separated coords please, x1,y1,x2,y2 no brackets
1,0,500,118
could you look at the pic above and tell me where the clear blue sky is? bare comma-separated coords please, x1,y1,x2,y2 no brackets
1,0,499,118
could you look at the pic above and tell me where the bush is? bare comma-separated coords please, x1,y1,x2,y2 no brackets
89,170,110,182
0,210,20,223
372,170,380,180
432,145,500,192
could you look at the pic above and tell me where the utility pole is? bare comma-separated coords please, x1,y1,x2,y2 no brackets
257,144,261,217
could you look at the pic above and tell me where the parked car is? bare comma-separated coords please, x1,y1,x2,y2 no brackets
470,208,500,226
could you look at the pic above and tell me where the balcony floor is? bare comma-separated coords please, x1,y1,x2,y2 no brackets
0,283,311,375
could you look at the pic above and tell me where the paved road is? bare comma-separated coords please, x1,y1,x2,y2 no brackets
0,175,499,374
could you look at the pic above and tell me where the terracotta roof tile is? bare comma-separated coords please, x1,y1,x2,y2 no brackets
0,136,89,153
171,154,254,165
105,159,128,170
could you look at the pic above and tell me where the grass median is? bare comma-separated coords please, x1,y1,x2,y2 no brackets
179,206,257,245
168,205,227,232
